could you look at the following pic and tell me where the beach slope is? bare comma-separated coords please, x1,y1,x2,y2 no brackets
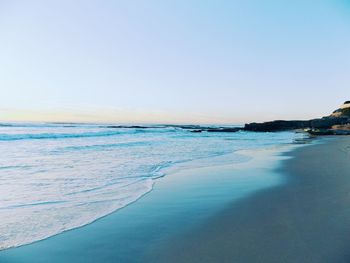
149,137,350,263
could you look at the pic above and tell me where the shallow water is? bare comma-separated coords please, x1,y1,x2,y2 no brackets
0,123,305,249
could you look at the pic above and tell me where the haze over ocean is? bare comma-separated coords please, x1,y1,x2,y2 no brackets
1,0,350,124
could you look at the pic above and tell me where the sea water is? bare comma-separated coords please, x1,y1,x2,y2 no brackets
0,123,305,250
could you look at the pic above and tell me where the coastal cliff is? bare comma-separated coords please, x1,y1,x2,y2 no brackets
244,101,350,135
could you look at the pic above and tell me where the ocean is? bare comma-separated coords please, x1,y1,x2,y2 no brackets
0,123,305,250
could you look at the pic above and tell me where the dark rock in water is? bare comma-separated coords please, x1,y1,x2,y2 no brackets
206,127,241,133
165,125,203,130
310,117,349,129
105,124,241,133
308,123,350,136
244,120,311,132
190,127,241,133
307,129,335,136
333,130,350,135
106,125,154,129
190,130,202,133
307,128,350,136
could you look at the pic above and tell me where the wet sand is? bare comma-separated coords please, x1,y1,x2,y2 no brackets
148,137,350,263
0,146,291,263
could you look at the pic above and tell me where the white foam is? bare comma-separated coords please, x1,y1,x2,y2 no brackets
0,125,306,250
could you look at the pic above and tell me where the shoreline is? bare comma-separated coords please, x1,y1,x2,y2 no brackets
0,142,300,262
147,136,350,262
0,142,293,251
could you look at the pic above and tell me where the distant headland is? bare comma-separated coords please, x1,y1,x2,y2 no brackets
244,101,350,135
101,102,350,135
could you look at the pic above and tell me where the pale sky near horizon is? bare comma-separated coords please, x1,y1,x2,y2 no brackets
1,0,350,124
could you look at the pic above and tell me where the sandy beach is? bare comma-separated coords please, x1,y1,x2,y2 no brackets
0,142,294,262
148,136,350,262
1,136,350,262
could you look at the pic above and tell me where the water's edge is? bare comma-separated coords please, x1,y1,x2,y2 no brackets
2,137,313,252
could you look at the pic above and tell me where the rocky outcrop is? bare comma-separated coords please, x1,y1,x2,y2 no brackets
244,117,350,132
310,117,350,129
306,123,350,135
308,128,350,136
331,101,350,117
244,102,350,134
244,120,310,132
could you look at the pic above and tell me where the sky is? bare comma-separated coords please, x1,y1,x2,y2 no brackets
1,0,350,124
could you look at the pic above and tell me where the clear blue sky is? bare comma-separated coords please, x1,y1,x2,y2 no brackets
1,0,350,124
